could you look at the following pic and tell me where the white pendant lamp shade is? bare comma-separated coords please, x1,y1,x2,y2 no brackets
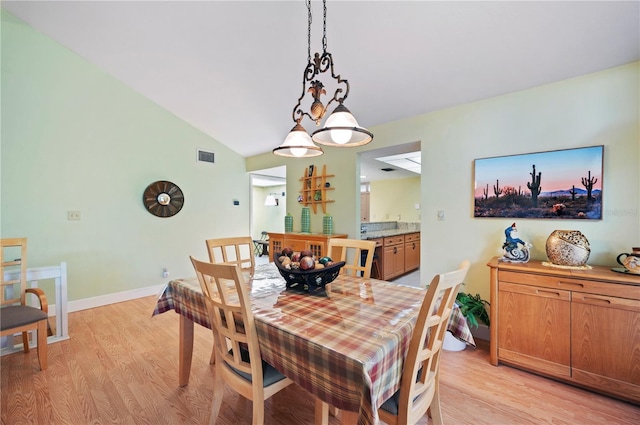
273,123,323,158
312,104,373,147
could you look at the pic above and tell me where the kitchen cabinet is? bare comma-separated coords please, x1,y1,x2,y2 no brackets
383,236,405,280
268,232,347,260
404,232,420,272
488,257,640,404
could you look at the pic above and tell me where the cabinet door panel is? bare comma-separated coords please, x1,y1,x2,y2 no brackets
404,239,419,271
498,283,571,369
572,294,640,385
383,246,398,280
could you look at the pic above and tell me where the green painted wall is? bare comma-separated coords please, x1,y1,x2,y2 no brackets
1,11,251,302
248,62,640,302
3,9,638,306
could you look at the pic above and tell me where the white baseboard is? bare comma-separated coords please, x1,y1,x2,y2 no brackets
67,284,166,313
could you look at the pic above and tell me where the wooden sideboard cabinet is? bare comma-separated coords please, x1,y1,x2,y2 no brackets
268,232,347,260
487,257,640,405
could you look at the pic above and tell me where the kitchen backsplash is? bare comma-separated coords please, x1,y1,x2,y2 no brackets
361,221,420,233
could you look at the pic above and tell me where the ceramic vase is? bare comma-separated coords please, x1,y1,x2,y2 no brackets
545,230,590,266
322,214,333,235
284,214,293,233
301,207,310,233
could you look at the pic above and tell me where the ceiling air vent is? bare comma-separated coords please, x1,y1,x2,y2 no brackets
380,167,396,172
197,149,215,164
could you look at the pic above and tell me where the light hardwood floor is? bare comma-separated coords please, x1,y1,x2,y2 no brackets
2,296,639,424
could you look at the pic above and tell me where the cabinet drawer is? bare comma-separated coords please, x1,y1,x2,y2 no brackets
499,281,571,301
369,238,383,248
500,270,640,300
499,270,561,289
384,236,404,246
404,233,420,243
572,292,640,312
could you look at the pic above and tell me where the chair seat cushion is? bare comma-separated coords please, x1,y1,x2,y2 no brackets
0,305,48,331
380,390,401,415
226,348,288,388
380,366,425,415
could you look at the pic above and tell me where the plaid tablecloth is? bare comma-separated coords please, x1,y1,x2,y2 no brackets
152,264,474,425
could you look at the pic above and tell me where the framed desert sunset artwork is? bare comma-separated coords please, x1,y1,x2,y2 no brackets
473,146,603,219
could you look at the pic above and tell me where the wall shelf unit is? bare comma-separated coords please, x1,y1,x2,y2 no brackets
300,164,334,214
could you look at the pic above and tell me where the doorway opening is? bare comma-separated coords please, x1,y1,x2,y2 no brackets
250,166,286,261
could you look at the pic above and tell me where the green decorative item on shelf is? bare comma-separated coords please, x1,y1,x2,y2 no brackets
322,214,333,235
456,292,490,329
301,207,310,233
284,213,293,232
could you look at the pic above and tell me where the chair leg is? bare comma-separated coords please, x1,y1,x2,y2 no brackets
429,379,443,425
209,365,224,425
22,331,30,353
37,320,48,370
209,344,216,364
252,400,265,425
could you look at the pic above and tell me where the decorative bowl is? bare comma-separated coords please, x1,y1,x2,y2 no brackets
545,230,590,267
273,254,345,295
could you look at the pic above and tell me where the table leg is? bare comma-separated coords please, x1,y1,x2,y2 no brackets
314,400,329,425
179,314,195,386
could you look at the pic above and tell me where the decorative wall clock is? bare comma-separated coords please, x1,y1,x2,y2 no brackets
142,180,184,218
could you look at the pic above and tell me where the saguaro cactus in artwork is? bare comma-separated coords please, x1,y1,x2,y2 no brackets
582,170,598,202
493,179,503,197
483,184,489,200
570,185,578,201
527,164,542,207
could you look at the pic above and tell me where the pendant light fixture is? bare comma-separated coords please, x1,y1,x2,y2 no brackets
273,0,372,158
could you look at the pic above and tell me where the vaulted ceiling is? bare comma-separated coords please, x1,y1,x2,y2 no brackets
3,1,639,163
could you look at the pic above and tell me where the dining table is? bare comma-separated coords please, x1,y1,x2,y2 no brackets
152,263,475,425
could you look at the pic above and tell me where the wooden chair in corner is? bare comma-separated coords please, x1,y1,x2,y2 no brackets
327,238,377,279
377,260,470,425
0,237,50,371
190,257,293,425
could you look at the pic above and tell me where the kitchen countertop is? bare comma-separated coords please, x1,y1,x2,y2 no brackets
360,228,419,240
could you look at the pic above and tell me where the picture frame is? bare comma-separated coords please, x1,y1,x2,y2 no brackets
473,146,603,219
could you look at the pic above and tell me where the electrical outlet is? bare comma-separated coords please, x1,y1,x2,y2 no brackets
437,210,445,221
67,210,81,221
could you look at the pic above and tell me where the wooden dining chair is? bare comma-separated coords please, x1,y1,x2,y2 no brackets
0,238,50,371
205,236,256,279
190,257,293,425
204,236,256,363
378,260,470,425
327,238,377,279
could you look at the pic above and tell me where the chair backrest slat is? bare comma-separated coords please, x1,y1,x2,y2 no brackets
1,238,28,307
190,257,262,379
395,260,470,425
205,236,256,279
327,238,376,279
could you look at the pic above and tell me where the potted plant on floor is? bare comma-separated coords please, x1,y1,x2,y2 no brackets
456,292,490,328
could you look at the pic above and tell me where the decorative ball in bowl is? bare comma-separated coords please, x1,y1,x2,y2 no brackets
545,230,590,267
273,252,345,295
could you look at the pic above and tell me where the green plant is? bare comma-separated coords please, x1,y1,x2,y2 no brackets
456,292,490,328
